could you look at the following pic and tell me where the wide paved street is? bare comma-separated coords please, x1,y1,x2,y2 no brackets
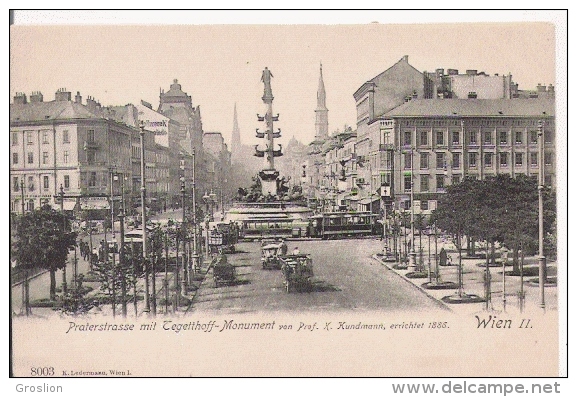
187,238,446,314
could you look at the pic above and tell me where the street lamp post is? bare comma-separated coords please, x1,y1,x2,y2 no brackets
20,179,25,215
191,148,200,276
139,121,152,315
203,191,210,256
181,178,188,292
408,148,417,271
427,228,432,283
118,206,127,318
110,168,117,239
60,184,68,295
537,119,546,312
209,190,217,221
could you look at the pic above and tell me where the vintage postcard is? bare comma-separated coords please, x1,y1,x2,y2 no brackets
8,10,566,386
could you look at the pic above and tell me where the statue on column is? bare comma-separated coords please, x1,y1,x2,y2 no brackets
261,67,273,98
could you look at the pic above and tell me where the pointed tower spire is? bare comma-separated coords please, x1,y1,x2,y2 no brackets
315,62,329,140
231,103,242,163
317,63,327,110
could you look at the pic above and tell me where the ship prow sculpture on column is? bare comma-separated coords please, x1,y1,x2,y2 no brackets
223,68,311,239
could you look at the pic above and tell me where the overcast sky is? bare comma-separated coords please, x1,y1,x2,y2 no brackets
10,11,561,148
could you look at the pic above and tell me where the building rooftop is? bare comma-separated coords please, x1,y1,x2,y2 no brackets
10,100,100,123
384,98,555,118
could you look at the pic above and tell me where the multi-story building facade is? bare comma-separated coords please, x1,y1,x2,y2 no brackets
353,55,427,213
379,98,556,214
10,89,136,216
10,83,233,218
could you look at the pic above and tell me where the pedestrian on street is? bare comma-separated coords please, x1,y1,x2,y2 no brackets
439,247,447,266
280,239,288,256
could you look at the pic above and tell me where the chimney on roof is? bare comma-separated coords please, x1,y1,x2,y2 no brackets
447,69,458,75
75,91,82,104
13,92,27,105
466,70,477,76
401,55,409,62
55,88,71,101
537,83,546,93
30,91,43,103
548,84,555,93
436,68,444,76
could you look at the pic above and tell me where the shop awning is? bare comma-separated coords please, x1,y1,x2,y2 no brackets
359,197,380,205
81,199,110,210
63,201,76,211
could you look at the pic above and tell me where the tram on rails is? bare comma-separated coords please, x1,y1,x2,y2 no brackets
308,211,381,239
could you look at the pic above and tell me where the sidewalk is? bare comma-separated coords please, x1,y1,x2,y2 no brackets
373,248,558,316
85,256,213,318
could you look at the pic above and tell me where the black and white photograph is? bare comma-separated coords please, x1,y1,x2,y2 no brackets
8,10,566,384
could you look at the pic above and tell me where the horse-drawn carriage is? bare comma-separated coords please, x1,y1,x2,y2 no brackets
279,254,314,292
212,253,236,287
208,222,239,255
260,239,288,270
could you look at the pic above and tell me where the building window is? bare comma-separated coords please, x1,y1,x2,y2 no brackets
452,175,461,185
420,131,428,146
27,131,33,145
43,175,49,190
545,175,553,186
420,153,429,169
404,131,412,146
484,153,492,167
63,151,69,164
404,153,412,169
436,131,444,146
530,152,538,167
436,175,445,191
12,132,18,145
42,131,49,144
515,153,523,166
468,152,477,167
12,152,18,165
545,153,553,166
499,131,508,145
544,130,553,143
28,176,35,192
420,175,429,191
87,151,95,164
452,131,460,145
469,131,477,145
530,131,538,144
87,130,95,143
421,200,429,211
404,175,411,192
436,153,445,169
452,153,460,169
89,172,97,187
500,153,508,167
13,177,19,192
63,130,70,144
515,131,522,144
42,151,49,165
27,152,34,164
484,131,492,144
64,175,70,189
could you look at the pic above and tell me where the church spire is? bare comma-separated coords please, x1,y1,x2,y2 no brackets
231,103,241,162
315,63,329,140
316,63,327,111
